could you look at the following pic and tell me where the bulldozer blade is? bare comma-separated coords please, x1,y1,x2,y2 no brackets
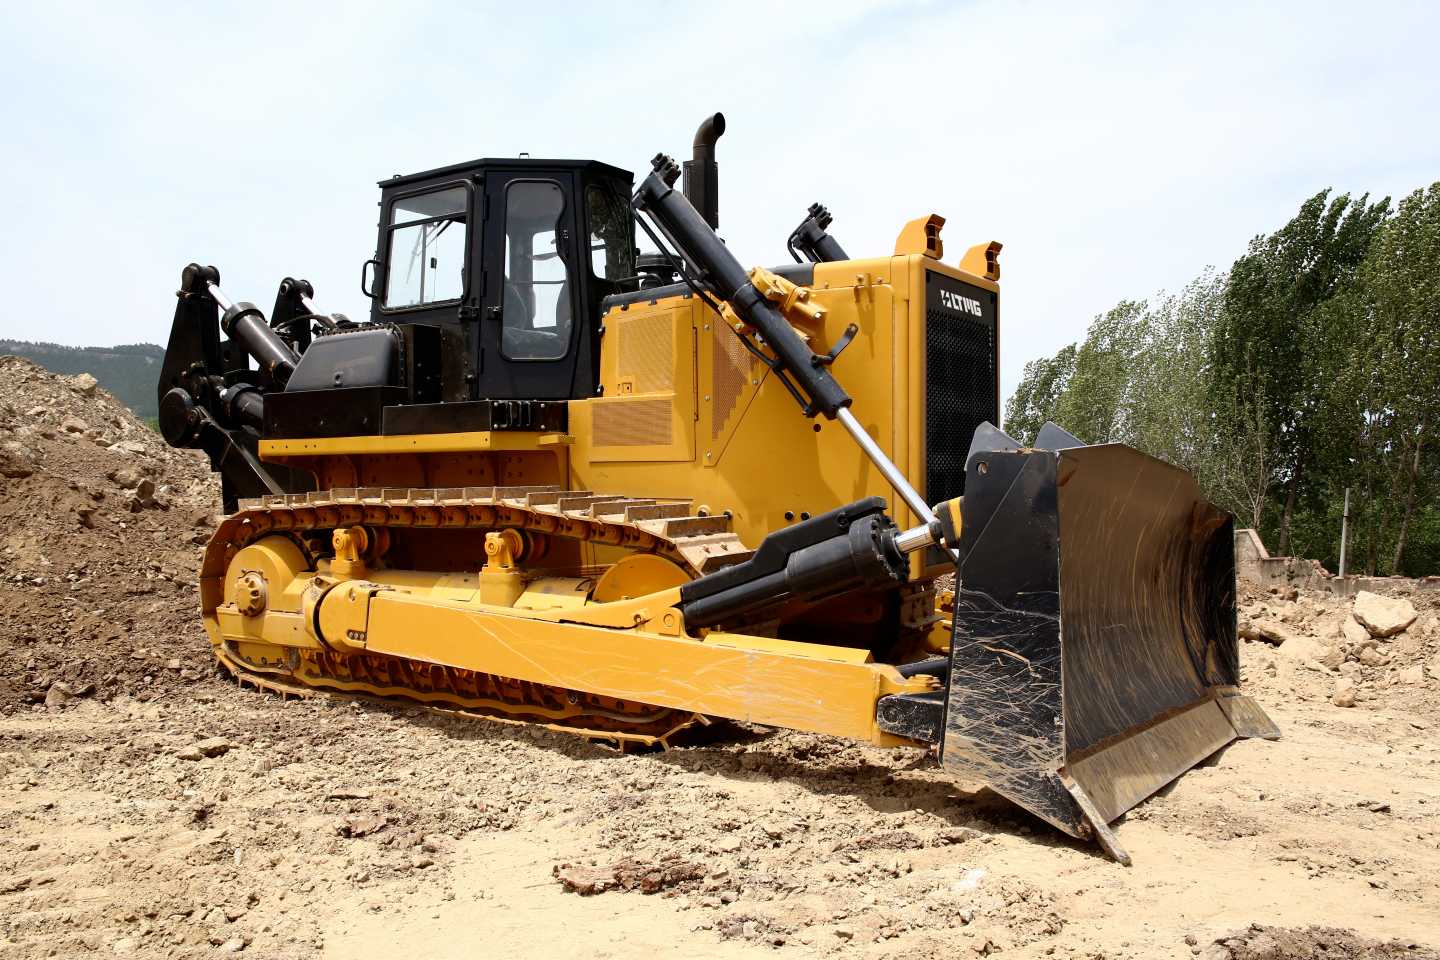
966,421,1022,458
939,440,1275,858
1032,420,1086,451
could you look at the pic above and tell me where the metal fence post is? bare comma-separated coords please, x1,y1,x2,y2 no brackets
1338,487,1351,578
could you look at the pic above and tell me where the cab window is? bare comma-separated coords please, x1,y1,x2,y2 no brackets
502,181,571,361
385,186,467,308
585,184,635,281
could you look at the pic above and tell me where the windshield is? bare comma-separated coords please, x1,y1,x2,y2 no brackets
385,186,468,308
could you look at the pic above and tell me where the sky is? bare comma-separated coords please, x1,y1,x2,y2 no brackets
2,0,1438,404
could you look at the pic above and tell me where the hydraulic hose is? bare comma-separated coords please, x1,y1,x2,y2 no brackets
635,154,851,420
788,203,849,263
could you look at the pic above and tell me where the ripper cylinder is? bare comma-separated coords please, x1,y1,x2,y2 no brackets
207,282,298,388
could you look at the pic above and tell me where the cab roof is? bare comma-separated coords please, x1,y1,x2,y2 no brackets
379,157,634,190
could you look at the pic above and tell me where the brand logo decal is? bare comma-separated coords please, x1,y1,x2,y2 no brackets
938,288,984,317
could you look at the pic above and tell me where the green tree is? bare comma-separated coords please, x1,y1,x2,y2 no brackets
1212,190,1390,554
1004,344,1076,446
1125,271,1226,476
1002,183,1440,576
1054,300,1148,444
1207,380,1276,530
1360,182,1440,572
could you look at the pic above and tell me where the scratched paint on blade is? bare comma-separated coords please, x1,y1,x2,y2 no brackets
939,444,1259,838
941,451,1081,835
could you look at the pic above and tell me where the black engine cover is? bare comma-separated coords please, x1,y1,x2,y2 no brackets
286,328,399,392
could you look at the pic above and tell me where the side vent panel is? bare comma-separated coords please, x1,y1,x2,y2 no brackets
593,398,674,447
712,322,754,439
589,303,697,462
615,313,675,394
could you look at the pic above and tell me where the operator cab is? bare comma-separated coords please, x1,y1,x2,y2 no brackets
365,158,637,402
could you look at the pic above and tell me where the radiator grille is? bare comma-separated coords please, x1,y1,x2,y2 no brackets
924,272,998,509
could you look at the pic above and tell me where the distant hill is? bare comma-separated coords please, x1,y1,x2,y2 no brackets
0,341,164,418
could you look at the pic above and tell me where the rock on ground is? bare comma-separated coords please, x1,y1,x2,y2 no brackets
1342,616,1373,646
1332,677,1358,707
1352,591,1419,638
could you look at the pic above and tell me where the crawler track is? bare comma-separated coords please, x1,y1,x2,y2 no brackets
201,485,754,747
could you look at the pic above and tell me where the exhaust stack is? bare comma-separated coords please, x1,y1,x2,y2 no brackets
683,112,725,229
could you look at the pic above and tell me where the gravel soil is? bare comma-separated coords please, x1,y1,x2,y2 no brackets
1,356,1437,959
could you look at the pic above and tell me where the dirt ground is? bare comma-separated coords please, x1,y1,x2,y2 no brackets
2,356,1438,959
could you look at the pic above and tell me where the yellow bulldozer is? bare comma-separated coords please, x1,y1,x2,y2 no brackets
157,113,1276,862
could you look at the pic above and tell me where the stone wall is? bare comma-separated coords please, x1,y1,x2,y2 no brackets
1235,528,1440,597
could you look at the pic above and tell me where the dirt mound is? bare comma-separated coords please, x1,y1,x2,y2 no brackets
1205,924,1439,959
0,356,218,711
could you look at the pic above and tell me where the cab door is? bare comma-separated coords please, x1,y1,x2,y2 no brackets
477,170,589,400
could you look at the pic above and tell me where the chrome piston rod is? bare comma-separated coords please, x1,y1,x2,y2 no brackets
835,407,957,560
893,522,941,555
206,281,236,312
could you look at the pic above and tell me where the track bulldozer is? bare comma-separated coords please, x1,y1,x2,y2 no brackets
158,113,1276,862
